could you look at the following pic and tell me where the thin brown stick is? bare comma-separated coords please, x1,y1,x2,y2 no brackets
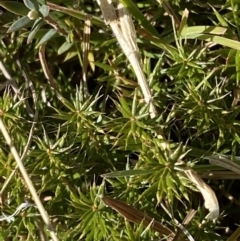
38,45,60,92
0,118,59,241
38,44,72,109
102,196,178,239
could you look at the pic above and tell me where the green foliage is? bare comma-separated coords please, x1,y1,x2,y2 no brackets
0,0,240,240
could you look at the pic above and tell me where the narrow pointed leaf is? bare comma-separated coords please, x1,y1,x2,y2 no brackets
0,2,29,16
23,0,39,10
58,41,74,55
102,169,154,178
183,33,240,50
36,29,58,48
178,8,189,37
169,144,183,162
7,16,32,33
181,26,227,37
119,97,132,117
39,4,50,17
47,2,105,27
236,51,240,85
27,19,43,43
112,99,132,118
209,4,229,27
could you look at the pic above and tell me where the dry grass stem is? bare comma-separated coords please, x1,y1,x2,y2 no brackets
102,196,178,239
0,118,59,241
96,0,158,119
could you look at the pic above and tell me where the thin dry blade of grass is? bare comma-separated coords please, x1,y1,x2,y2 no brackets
96,0,158,120
102,196,179,239
82,14,91,99
0,118,59,241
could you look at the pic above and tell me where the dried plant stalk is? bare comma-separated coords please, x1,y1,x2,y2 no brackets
102,196,177,238
0,119,59,241
82,15,91,98
96,0,158,119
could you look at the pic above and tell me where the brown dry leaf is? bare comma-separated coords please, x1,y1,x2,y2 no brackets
185,169,219,220
102,196,178,239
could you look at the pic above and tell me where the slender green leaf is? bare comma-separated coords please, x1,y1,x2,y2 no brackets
35,29,58,48
181,26,227,37
0,1,29,16
27,18,43,43
90,62,114,71
102,169,154,178
236,51,240,85
112,98,132,118
119,97,132,117
58,41,74,55
39,4,50,17
48,2,105,27
197,34,240,50
178,8,189,37
209,4,229,27
23,0,39,10
182,33,240,50
7,16,32,33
